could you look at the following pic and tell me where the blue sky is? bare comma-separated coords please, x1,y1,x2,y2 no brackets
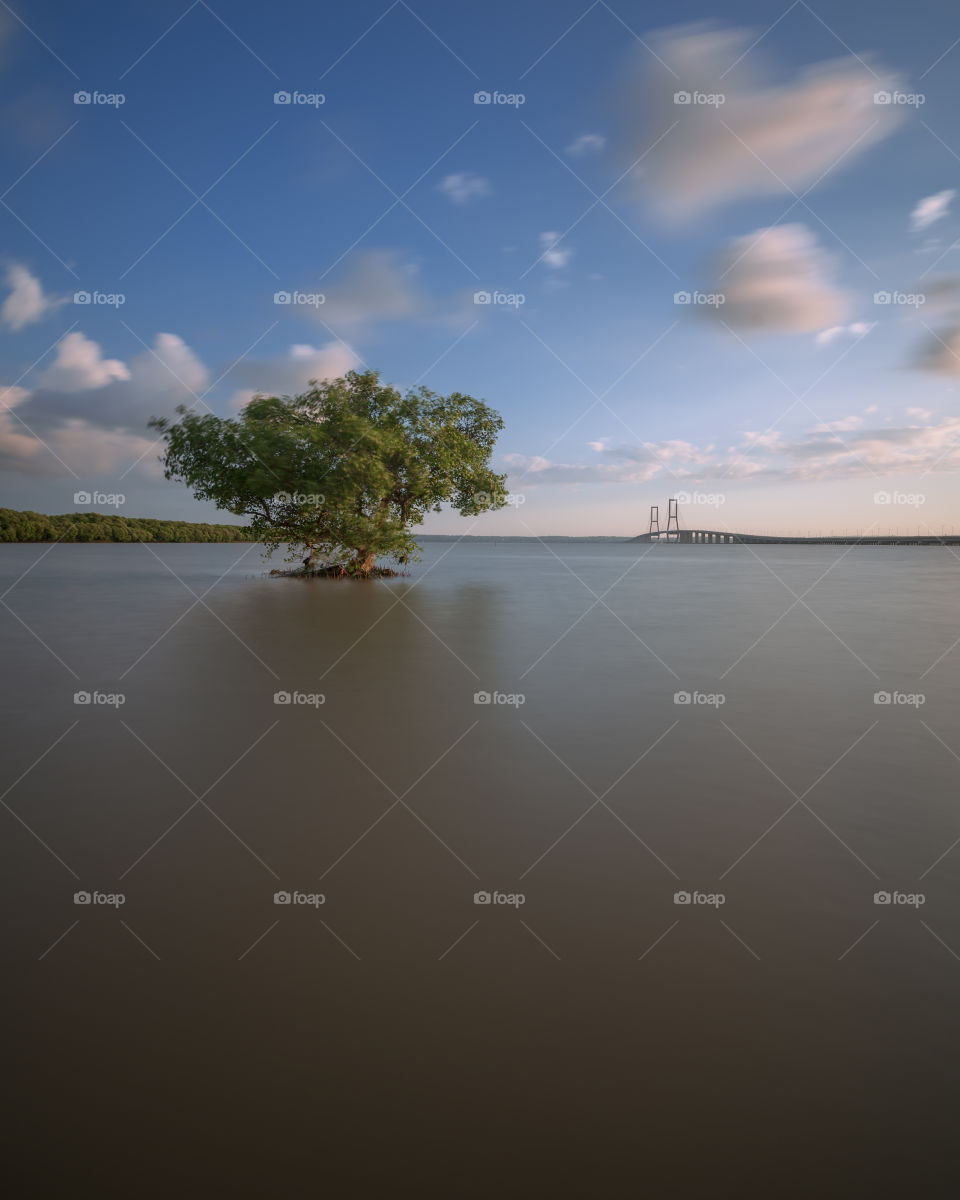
2,0,960,535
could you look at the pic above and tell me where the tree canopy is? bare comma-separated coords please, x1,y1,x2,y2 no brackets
150,370,508,574
0,508,256,543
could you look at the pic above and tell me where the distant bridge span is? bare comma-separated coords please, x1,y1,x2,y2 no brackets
634,502,960,545
630,530,960,546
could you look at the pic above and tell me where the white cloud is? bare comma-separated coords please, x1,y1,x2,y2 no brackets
35,331,130,393
706,224,848,333
134,332,208,396
539,231,573,269
623,23,903,223
438,172,491,204
565,134,606,157
910,189,955,233
0,332,207,478
1,264,65,331
815,321,875,345
228,341,359,411
507,415,960,489
812,416,863,431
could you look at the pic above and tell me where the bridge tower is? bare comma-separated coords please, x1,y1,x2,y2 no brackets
648,505,660,539
666,498,680,542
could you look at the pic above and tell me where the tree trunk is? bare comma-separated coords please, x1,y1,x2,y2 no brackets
353,551,376,575
303,549,319,570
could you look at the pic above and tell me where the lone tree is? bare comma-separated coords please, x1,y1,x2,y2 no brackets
150,370,508,576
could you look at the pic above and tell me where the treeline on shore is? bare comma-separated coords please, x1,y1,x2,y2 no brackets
0,508,257,543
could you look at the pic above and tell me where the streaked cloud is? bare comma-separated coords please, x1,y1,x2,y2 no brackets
705,224,848,333
1,264,66,331
565,133,606,157
622,23,902,223
438,172,492,203
910,189,955,233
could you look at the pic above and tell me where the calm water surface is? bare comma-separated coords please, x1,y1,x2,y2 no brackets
3,541,959,1196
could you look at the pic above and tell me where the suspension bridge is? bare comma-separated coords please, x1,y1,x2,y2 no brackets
631,500,960,546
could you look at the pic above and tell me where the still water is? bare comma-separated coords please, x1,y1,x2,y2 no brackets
3,540,959,1196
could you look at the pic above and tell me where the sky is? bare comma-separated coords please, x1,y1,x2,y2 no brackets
1,0,960,536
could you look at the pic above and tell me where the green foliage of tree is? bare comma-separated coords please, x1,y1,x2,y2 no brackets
149,370,508,574
0,508,257,543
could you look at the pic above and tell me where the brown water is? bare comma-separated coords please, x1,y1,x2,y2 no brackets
3,541,959,1196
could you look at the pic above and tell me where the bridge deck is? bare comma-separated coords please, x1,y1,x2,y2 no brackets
630,531,960,546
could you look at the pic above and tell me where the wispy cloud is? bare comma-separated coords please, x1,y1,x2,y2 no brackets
438,171,491,204
910,189,955,233
621,23,903,223
565,133,606,157
1,265,67,332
